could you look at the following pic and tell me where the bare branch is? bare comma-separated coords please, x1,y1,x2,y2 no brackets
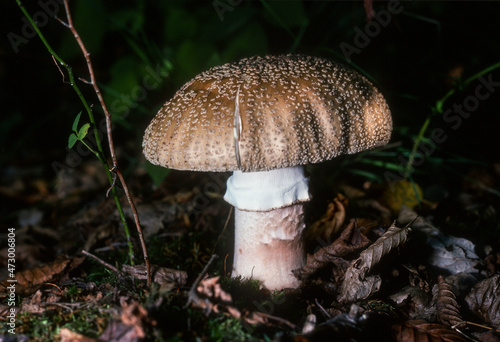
62,0,151,286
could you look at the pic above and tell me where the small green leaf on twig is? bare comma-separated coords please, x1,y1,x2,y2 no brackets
78,123,91,140
68,133,78,148
72,112,82,132
68,112,90,148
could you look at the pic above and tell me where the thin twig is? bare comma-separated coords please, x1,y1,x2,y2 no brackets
211,206,233,256
253,311,297,329
463,321,500,333
44,302,88,311
315,298,332,319
185,254,219,309
51,55,65,82
62,0,151,286
14,0,149,282
106,167,118,198
82,250,121,275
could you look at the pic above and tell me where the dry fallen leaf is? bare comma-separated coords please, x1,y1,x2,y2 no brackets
294,219,370,281
122,264,187,291
189,276,241,318
398,207,483,275
381,180,423,214
304,194,348,246
59,327,98,342
97,319,142,342
120,297,156,339
465,274,500,327
338,223,410,303
68,297,157,342
427,234,482,275
436,275,463,328
388,286,433,321
0,256,85,296
391,320,468,342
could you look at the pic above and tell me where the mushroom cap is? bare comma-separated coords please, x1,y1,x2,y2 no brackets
143,55,392,172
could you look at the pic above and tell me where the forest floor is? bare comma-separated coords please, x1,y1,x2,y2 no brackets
1,155,499,342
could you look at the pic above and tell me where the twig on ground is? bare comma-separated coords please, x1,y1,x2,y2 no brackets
185,254,219,309
315,298,332,319
82,250,121,275
254,311,297,329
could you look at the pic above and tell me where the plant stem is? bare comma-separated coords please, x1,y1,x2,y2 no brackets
61,0,151,284
404,61,500,179
14,0,151,284
59,0,140,268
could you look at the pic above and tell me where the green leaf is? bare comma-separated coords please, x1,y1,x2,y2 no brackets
72,112,82,132
77,123,91,140
68,133,78,149
345,168,383,183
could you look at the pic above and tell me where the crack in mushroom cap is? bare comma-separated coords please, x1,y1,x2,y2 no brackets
143,55,392,172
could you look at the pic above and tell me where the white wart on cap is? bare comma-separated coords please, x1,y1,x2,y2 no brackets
143,55,392,289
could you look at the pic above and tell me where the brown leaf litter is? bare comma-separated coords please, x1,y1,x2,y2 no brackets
0,256,85,297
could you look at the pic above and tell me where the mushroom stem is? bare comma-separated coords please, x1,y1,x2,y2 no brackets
224,166,311,289
232,204,306,289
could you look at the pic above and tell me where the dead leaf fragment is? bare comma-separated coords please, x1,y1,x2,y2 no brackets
60,328,98,342
436,275,463,327
389,286,433,321
465,275,500,327
428,234,482,275
356,223,410,271
120,297,156,339
304,194,348,246
97,319,142,342
391,320,468,342
398,207,483,275
381,180,423,213
338,223,410,303
122,264,187,291
189,276,241,318
294,219,370,281
66,297,157,342
338,275,382,304
0,256,84,296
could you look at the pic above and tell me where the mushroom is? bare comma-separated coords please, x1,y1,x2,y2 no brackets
143,55,392,290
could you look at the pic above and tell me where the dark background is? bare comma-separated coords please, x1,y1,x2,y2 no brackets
1,0,500,221
1,3,500,339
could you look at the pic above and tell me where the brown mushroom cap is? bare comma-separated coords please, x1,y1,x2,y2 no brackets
143,55,392,172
